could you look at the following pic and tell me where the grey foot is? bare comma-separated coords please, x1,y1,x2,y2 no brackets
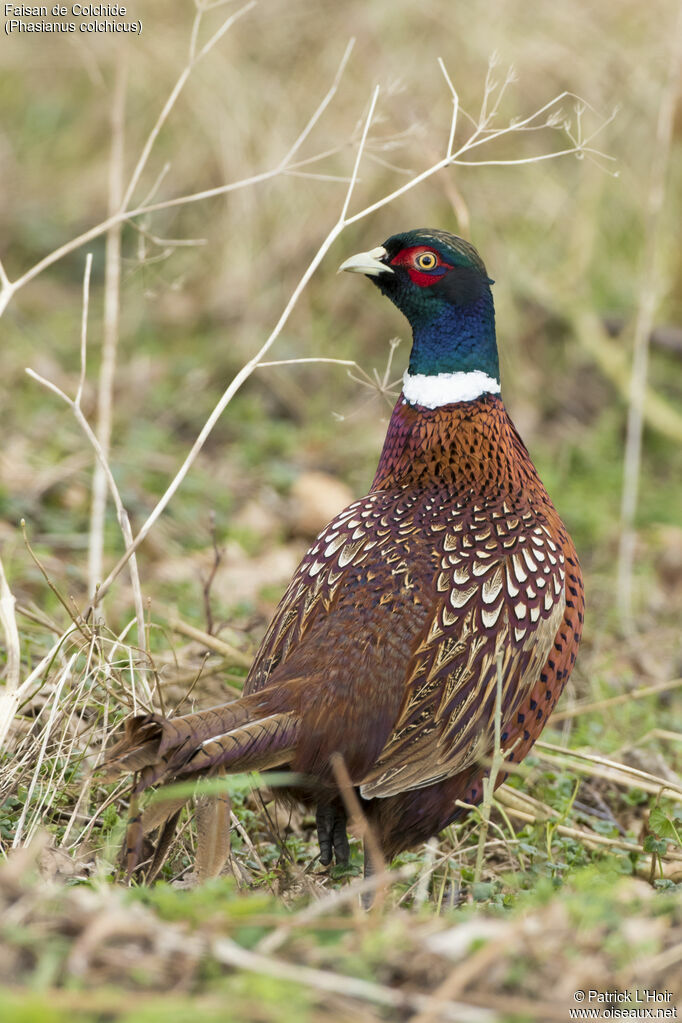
316,802,350,867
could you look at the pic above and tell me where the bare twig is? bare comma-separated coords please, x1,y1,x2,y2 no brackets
121,3,256,211
276,37,355,171
438,57,460,160
201,512,223,636
0,32,351,319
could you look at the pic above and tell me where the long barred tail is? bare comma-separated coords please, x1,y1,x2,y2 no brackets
105,691,288,777
104,695,300,880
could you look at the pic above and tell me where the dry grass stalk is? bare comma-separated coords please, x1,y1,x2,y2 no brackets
88,56,128,623
534,740,682,800
256,863,418,955
11,651,78,848
211,936,495,1022
472,653,520,884
550,675,682,723
330,751,386,902
498,800,682,863
121,1,257,213
0,555,21,750
167,616,251,668
616,5,682,627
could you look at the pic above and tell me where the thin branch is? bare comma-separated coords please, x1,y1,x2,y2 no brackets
139,161,172,208
438,57,460,159
121,2,256,211
187,5,202,59
452,146,614,167
126,221,207,248
256,357,357,369
0,41,356,317
196,0,255,62
167,616,251,668
345,95,609,228
283,169,353,183
277,37,355,170
339,86,380,222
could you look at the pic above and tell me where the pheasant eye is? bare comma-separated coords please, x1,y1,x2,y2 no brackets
415,252,437,270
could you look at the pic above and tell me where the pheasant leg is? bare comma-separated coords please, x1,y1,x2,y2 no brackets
316,801,350,867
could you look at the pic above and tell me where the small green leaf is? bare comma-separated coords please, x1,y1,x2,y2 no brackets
643,835,667,855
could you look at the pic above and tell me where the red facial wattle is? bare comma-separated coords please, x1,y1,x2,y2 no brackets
389,245,451,287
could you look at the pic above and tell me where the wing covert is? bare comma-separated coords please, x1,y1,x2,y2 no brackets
360,507,567,797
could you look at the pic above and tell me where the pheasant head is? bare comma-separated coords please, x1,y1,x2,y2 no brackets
340,228,499,408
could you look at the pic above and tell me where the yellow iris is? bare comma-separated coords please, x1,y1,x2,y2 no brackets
416,252,437,270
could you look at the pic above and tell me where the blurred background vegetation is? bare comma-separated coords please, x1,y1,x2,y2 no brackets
1,0,682,1020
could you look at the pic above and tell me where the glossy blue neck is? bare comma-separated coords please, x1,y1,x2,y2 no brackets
407,290,499,380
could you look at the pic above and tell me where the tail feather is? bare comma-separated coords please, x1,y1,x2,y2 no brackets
145,807,184,883
195,783,231,882
175,712,299,777
104,692,280,780
105,695,301,878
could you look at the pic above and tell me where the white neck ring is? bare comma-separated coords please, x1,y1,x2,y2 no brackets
402,369,501,409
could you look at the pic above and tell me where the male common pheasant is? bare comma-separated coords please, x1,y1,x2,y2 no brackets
106,229,584,874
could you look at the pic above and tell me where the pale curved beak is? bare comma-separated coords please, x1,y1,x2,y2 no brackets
338,246,393,277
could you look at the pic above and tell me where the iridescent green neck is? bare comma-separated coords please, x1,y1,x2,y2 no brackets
408,289,499,380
